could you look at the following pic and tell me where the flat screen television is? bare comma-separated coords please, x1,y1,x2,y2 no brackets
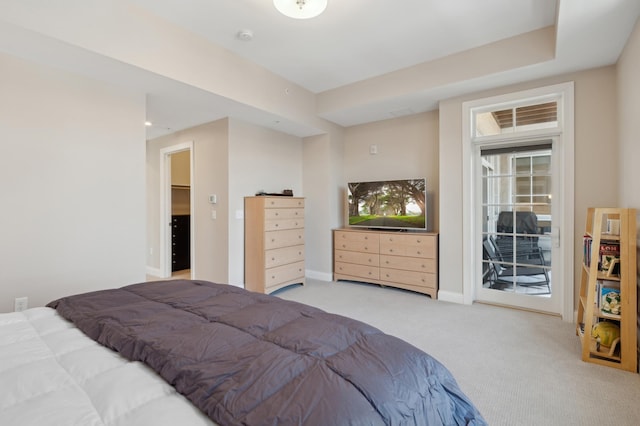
347,178,427,231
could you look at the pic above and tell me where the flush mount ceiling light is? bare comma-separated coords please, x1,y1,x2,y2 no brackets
273,0,327,19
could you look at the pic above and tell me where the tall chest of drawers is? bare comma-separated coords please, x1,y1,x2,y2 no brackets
334,228,438,298
244,196,305,294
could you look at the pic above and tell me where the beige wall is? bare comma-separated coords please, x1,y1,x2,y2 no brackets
227,118,304,285
616,17,640,346
302,131,345,280
171,150,190,186
439,66,619,304
0,53,146,313
342,112,440,232
146,119,230,283
617,18,640,210
146,118,304,286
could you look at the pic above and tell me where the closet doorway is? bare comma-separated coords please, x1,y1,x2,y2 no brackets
160,142,194,279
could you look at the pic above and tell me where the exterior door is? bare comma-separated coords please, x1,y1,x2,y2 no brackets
476,141,560,314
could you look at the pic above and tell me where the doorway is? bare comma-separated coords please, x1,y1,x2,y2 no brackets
477,142,557,312
462,82,574,320
160,142,194,279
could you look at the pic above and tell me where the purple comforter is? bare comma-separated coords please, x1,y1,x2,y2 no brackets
48,280,486,425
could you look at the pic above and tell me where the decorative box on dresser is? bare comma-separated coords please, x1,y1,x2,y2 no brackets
244,196,305,294
333,228,438,298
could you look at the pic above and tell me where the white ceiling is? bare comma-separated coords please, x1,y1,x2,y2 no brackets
1,0,639,139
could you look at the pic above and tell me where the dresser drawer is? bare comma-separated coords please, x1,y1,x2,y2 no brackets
334,231,380,253
380,255,436,273
380,268,436,289
335,249,379,267
265,218,304,231
380,234,436,258
265,261,305,287
265,245,305,269
264,197,304,209
265,229,304,250
265,208,304,220
335,262,379,280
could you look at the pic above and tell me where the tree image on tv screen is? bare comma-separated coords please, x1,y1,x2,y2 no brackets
348,179,426,228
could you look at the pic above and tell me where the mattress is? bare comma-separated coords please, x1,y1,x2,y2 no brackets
0,307,214,426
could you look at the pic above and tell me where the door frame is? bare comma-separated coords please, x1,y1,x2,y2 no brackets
159,141,195,278
461,82,575,321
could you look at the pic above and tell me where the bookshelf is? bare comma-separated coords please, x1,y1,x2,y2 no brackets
577,208,637,372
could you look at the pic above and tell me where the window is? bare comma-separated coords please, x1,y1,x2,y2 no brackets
475,101,558,137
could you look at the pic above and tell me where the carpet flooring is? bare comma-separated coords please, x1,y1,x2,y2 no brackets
275,279,640,426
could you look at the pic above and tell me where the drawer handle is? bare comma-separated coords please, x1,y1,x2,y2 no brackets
271,238,276,242
298,235,302,239
275,223,279,227
275,212,279,216
365,236,368,240
342,244,346,248
417,239,421,243
299,251,302,255
389,249,393,253
417,250,421,255
272,257,276,261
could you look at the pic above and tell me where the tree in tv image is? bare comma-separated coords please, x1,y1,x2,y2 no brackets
348,179,426,229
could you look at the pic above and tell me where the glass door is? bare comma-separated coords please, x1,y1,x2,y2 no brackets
477,142,559,313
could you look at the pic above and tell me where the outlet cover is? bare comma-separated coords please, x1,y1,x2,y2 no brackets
14,297,28,312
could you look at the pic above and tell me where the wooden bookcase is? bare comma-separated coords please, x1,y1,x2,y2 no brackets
576,208,637,372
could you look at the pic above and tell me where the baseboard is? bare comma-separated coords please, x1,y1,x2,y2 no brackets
146,266,162,277
437,290,465,304
306,269,332,282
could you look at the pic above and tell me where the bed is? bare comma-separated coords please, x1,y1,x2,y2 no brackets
1,279,486,425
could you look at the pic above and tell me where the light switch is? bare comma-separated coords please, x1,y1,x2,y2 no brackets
209,194,217,204
211,209,216,220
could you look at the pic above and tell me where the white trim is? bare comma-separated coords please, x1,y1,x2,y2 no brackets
160,142,195,279
462,82,575,321
307,269,332,282
437,290,465,304
146,266,162,277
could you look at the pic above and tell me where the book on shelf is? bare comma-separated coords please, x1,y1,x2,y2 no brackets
599,242,620,272
583,234,593,266
598,281,621,315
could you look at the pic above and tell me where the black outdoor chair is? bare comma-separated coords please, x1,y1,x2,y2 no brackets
483,236,550,294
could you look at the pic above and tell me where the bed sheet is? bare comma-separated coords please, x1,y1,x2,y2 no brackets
0,307,215,426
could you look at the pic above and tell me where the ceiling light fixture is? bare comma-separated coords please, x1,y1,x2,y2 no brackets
273,0,327,19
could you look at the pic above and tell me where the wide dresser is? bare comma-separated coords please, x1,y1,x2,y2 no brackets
245,196,305,294
333,228,438,298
